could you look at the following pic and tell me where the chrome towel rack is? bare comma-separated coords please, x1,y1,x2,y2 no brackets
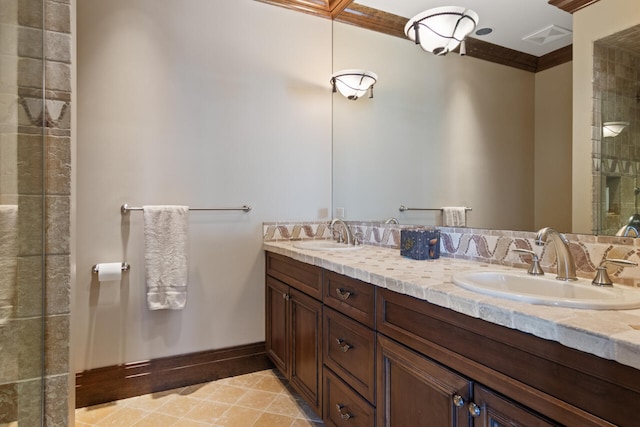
121,203,252,215
399,205,472,212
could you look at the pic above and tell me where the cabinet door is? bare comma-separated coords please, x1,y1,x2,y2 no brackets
265,276,289,377
471,385,559,427
377,334,470,427
290,287,323,415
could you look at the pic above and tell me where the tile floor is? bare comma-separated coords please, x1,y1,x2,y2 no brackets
75,369,324,426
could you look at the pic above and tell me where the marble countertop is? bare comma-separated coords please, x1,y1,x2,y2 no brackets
264,240,640,371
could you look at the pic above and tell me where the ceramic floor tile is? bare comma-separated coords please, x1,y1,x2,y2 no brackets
75,369,324,426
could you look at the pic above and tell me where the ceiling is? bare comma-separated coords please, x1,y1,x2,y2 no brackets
356,0,572,57
257,0,601,71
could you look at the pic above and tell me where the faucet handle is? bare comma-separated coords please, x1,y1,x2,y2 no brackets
592,258,638,287
513,249,545,276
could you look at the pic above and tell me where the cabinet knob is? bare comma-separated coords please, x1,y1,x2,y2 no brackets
468,402,481,417
336,288,352,301
336,404,353,420
335,338,352,352
452,394,465,407
282,292,289,300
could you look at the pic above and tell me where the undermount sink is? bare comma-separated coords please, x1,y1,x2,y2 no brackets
452,270,640,310
293,240,364,251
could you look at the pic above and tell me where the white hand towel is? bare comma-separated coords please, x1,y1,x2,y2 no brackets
143,206,189,310
442,207,466,227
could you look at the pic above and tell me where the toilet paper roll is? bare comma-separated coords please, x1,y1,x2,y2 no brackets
97,262,122,282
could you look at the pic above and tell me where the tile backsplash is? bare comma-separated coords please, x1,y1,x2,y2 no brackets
264,222,640,287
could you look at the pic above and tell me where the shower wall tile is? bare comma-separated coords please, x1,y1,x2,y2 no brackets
17,195,43,256
18,0,44,29
45,254,69,315
17,57,43,89
16,317,44,380
15,378,43,426
45,0,71,34
44,374,68,427
17,133,43,194
44,60,70,92
45,195,69,255
45,135,70,195
14,255,43,318
45,314,68,375
0,383,17,424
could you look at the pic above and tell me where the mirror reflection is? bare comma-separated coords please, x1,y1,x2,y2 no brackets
593,24,640,237
331,20,572,231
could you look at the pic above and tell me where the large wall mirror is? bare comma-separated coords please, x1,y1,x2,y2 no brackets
331,20,571,232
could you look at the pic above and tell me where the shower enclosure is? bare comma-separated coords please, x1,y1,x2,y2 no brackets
594,25,640,236
1,0,71,424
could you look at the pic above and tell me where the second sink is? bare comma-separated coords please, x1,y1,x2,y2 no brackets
452,270,640,310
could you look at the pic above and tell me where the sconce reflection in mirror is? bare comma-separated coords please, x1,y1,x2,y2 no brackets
404,6,479,56
603,121,629,138
331,70,377,100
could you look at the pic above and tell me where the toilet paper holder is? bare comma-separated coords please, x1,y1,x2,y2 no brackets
92,262,131,274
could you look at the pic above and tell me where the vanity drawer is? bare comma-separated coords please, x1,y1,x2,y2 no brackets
266,252,323,300
324,367,375,427
324,307,376,403
323,270,375,328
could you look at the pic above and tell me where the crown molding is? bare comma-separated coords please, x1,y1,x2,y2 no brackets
257,0,576,72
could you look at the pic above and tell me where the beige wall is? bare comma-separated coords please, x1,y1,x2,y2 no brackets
573,0,640,233
534,62,573,232
74,0,331,372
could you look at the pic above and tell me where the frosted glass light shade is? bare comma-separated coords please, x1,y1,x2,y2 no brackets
602,121,629,138
331,69,378,100
405,6,479,55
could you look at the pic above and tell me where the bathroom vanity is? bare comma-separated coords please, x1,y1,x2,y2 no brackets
264,242,640,426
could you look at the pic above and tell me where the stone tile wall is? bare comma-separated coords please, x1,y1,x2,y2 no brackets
593,25,640,236
0,0,71,425
265,222,640,287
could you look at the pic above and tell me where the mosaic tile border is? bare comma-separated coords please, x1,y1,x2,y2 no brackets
264,222,640,287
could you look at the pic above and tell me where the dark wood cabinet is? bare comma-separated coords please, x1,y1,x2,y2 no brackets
471,384,559,427
265,253,323,415
266,250,640,427
324,367,375,427
289,287,323,414
323,307,376,403
265,276,289,375
377,334,470,427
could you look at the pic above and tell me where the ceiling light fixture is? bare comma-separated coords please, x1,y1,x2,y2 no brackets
404,6,479,56
603,121,629,138
330,69,377,100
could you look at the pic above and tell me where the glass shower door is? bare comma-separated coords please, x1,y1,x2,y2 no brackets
0,0,46,424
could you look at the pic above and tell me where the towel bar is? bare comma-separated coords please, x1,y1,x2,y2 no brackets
121,203,252,214
399,205,472,212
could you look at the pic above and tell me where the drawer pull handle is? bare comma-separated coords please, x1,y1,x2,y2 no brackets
336,404,352,420
336,288,352,300
468,402,481,417
452,394,465,407
336,338,352,352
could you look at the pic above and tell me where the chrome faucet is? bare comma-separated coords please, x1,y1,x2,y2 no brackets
384,217,399,224
330,218,354,245
534,227,577,281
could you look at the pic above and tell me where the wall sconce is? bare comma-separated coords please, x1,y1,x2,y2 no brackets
331,69,377,100
603,121,629,138
404,6,479,56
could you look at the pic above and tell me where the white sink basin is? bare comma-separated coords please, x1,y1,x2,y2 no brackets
293,240,364,251
452,270,640,310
